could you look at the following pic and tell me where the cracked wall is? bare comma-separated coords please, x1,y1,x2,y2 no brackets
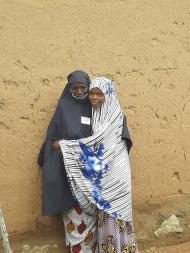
0,0,190,233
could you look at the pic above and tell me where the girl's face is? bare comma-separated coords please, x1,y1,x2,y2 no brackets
89,88,105,108
70,82,88,98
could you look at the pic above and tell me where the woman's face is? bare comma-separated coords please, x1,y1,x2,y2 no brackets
70,82,88,98
89,88,105,108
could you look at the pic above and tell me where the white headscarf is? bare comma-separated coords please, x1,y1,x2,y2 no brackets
60,77,133,222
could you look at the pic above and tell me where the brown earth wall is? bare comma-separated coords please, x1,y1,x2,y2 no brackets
0,0,190,233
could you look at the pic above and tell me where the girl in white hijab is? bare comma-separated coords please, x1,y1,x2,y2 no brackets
60,77,138,253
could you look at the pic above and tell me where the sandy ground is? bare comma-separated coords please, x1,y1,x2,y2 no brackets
1,194,190,253
0,0,190,233
1,226,190,253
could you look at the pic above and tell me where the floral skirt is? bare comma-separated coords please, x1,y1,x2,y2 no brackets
63,206,98,253
98,211,139,253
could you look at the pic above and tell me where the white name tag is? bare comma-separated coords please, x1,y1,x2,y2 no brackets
81,116,91,125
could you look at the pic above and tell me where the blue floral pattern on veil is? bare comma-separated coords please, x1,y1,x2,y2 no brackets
105,81,114,94
79,141,119,217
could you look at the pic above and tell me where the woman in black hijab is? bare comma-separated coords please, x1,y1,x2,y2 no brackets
38,70,99,252
38,70,92,216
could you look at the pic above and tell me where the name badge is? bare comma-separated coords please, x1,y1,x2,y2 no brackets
81,116,91,125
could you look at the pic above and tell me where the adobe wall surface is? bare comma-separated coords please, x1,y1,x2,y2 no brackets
0,0,189,233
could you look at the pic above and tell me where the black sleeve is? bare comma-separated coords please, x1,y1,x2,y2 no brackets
37,106,59,167
122,115,132,153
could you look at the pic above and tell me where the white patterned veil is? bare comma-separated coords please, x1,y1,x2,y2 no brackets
60,77,133,223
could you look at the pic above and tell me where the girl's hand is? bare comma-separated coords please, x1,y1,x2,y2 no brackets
52,141,60,150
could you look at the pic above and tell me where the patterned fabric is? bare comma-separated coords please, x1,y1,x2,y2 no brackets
63,206,98,253
98,211,138,253
59,77,132,222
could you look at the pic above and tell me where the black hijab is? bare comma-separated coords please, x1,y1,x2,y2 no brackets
38,70,92,216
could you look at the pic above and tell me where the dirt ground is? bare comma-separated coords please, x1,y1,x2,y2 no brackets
1,194,190,253
0,0,190,234
1,224,190,253
1,226,190,253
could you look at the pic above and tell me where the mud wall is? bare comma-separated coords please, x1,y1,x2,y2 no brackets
0,0,190,233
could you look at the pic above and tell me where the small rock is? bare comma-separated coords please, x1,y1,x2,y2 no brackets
22,244,31,253
21,244,50,253
154,215,183,237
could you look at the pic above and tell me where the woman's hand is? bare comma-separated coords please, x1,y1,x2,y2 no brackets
52,141,60,150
